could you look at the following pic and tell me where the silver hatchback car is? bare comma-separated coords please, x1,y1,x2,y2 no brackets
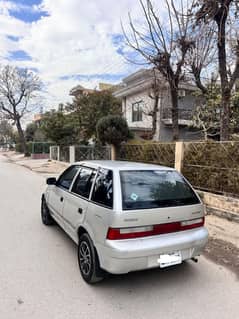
41,161,208,283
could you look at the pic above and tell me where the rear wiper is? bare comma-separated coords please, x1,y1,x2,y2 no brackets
134,182,151,186
154,199,185,207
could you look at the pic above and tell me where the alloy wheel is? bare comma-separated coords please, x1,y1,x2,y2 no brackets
79,241,92,276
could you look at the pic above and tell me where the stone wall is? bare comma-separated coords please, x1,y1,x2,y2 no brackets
197,190,239,223
31,153,49,160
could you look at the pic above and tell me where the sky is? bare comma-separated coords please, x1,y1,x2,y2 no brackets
0,0,142,112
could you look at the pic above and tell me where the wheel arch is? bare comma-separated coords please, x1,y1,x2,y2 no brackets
77,225,102,266
77,226,88,239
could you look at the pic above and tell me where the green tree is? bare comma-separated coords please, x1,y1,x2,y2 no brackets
97,115,130,159
67,91,121,142
25,122,38,142
41,108,78,145
25,121,46,142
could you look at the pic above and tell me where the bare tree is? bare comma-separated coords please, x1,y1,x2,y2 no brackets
123,0,196,140
0,65,41,154
188,24,217,94
195,0,239,140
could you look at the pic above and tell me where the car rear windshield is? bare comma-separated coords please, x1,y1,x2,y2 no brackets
120,170,200,210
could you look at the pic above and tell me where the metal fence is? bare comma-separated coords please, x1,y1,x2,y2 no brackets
30,142,53,154
59,146,70,162
75,145,111,161
50,145,111,163
50,146,58,161
162,108,193,121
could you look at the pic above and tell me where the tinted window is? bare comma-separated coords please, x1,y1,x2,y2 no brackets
120,170,200,210
91,169,113,208
57,165,80,190
71,167,95,199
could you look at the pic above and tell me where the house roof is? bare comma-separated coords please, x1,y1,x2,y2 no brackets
114,68,198,98
70,82,122,97
123,68,153,83
69,85,95,96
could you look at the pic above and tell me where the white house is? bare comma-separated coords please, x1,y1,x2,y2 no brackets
114,69,202,141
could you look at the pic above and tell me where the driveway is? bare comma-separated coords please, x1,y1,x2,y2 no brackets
0,154,238,319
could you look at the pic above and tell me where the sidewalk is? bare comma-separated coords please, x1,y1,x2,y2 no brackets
3,151,68,176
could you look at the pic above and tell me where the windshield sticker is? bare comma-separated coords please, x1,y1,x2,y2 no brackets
130,193,138,201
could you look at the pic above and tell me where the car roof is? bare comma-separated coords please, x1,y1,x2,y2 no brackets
74,160,175,171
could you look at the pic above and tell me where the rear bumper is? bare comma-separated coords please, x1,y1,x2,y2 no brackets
96,227,208,274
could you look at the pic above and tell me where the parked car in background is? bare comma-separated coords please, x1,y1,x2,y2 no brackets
41,161,208,284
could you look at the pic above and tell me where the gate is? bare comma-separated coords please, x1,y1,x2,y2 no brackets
75,145,111,161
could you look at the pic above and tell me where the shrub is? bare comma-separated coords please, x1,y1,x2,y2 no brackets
96,115,130,146
15,143,24,153
15,142,33,156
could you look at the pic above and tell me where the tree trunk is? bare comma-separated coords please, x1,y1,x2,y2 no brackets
16,117,27,155
216,13,230,140
220,90,231,140
170,87,179,141
152,94,159,139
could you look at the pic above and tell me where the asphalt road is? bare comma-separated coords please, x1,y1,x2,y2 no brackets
0,154,238,319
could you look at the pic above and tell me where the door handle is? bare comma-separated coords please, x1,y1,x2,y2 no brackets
60,197,64,202
78,208,83,214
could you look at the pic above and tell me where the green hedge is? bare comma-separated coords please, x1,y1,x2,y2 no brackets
182,141,239,196
118,141,239,197
15,142,52,155
118,143,175,167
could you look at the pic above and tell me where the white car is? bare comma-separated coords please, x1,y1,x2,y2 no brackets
41,161,208,284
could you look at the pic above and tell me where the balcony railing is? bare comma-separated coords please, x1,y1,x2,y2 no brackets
162,108,193,121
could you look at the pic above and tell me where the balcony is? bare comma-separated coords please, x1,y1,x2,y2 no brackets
162,108,193,126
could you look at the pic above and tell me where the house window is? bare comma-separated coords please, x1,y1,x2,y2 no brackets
132,101,143,122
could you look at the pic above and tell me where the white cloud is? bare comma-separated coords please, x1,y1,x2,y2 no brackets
0,11,29,37
0,0,143,109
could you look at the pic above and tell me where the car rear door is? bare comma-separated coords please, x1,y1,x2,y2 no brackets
47,165,80,226
62,166,96,242
115,169,204,229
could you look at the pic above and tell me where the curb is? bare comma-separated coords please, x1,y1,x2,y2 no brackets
206,206,239,224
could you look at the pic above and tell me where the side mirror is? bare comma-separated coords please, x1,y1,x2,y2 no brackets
46,177,57,185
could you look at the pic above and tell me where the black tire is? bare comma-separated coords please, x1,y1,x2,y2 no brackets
78,233,105,284
41,196,55,226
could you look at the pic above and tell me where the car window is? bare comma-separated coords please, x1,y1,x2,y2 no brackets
71,167,96,199
91,169,113,208
57,165,80,190
120,170,200,210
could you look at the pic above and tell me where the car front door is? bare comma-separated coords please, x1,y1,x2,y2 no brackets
47,165,80,226
63,166,96,242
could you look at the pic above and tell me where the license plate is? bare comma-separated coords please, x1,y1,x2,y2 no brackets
158,251,182,268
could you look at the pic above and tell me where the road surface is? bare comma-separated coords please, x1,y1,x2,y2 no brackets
0,154,238,319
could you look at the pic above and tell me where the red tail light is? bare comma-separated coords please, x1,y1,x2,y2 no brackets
107,217,204,240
